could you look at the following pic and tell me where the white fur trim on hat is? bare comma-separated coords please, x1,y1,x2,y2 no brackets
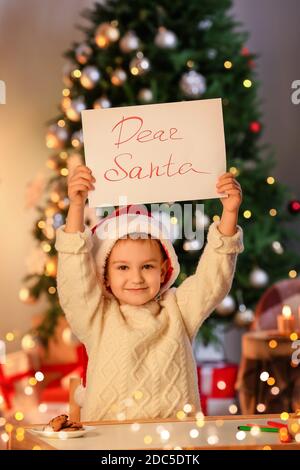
92,207,180,298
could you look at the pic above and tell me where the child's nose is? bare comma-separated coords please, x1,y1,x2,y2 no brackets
132,269,144,283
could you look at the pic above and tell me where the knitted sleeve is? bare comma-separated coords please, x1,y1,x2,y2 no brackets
55,225,102,343
175,221,244,340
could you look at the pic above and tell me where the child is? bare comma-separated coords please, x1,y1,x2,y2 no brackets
55,165,243,421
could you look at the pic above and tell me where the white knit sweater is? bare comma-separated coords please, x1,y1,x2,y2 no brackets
55,221,243,421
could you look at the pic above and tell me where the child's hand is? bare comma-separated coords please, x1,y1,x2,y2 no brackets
67,165,96,207
216,172,242,213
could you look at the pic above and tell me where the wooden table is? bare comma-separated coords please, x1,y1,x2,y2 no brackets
9,414,300,450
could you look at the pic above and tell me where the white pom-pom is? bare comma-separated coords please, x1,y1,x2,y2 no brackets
74,384,86,407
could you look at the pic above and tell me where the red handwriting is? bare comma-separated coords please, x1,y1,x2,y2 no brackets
112,116,183,148
104,153,211,182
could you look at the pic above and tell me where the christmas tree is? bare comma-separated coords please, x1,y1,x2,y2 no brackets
22,0,300,345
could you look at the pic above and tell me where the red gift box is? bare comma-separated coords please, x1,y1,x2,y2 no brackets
197,362,238,415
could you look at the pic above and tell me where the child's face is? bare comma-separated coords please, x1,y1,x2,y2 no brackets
106,237,169,306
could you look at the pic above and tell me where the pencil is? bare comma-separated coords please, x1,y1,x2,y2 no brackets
237,425,279,433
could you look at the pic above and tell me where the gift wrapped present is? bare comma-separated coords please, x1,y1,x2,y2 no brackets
197,362,238,415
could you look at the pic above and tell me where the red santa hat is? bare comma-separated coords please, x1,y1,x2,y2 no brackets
91,205,180,298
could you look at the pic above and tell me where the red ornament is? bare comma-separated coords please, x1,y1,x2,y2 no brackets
241,47,250,56
250,121,261,133
288,200,300,214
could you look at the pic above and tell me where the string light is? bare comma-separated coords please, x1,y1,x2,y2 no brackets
183,403,192,413
280,412,289,421
213,215,220,222
269,209,277,216
243,210,251,219
62,88,70,96
50,192,60,203
42,242,51,253
14,412,24,421
37,220,46,229
35,371,44,382
229,404,238,414
72,69,81,78
267,176,275,184
260,371,269,382
256,403,266,412
24,386,33,396
190,429,199,438
22,334,35,350
243,79,252,88
60,168,69,176
28,377,37,386
59,151,68,160
133,390,143,400
289,270,297,278
57,120,65,127
229,167,239,176
217,380,226,390
224,60,232,69
6,332,15,342
269,339,277,349
176,410,186,420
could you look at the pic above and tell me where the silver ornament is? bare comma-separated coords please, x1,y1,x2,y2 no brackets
272,241,284,255
198,19,213,30
207,49,217,59
234,309,254,327
243,160,257,170
46,124,68,149
65,97,85,122
215,295,236,316
249,268,269,288
71,129,83,148
179,71,206,97
111,68,127,86
75,43,93,65
130,54,151,76
95,22,120,48
80,66,100,89
119,31,140,53
93,96,111,109
154,27,178,49
137,88,153,103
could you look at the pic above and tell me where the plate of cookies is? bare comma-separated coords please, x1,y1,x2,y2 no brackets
30,414,94,439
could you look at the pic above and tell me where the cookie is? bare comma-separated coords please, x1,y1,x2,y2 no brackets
49,414,68,432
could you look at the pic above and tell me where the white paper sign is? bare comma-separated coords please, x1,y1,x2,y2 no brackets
81,98,226,207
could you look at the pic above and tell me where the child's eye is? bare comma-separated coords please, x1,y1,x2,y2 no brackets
117,265,128,270
143,264,154,269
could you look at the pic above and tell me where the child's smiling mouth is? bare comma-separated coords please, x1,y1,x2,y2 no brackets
126,288,148,291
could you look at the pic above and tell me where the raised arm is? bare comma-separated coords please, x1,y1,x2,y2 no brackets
176,172,243,339
175,221,243,339
55,165,102,343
